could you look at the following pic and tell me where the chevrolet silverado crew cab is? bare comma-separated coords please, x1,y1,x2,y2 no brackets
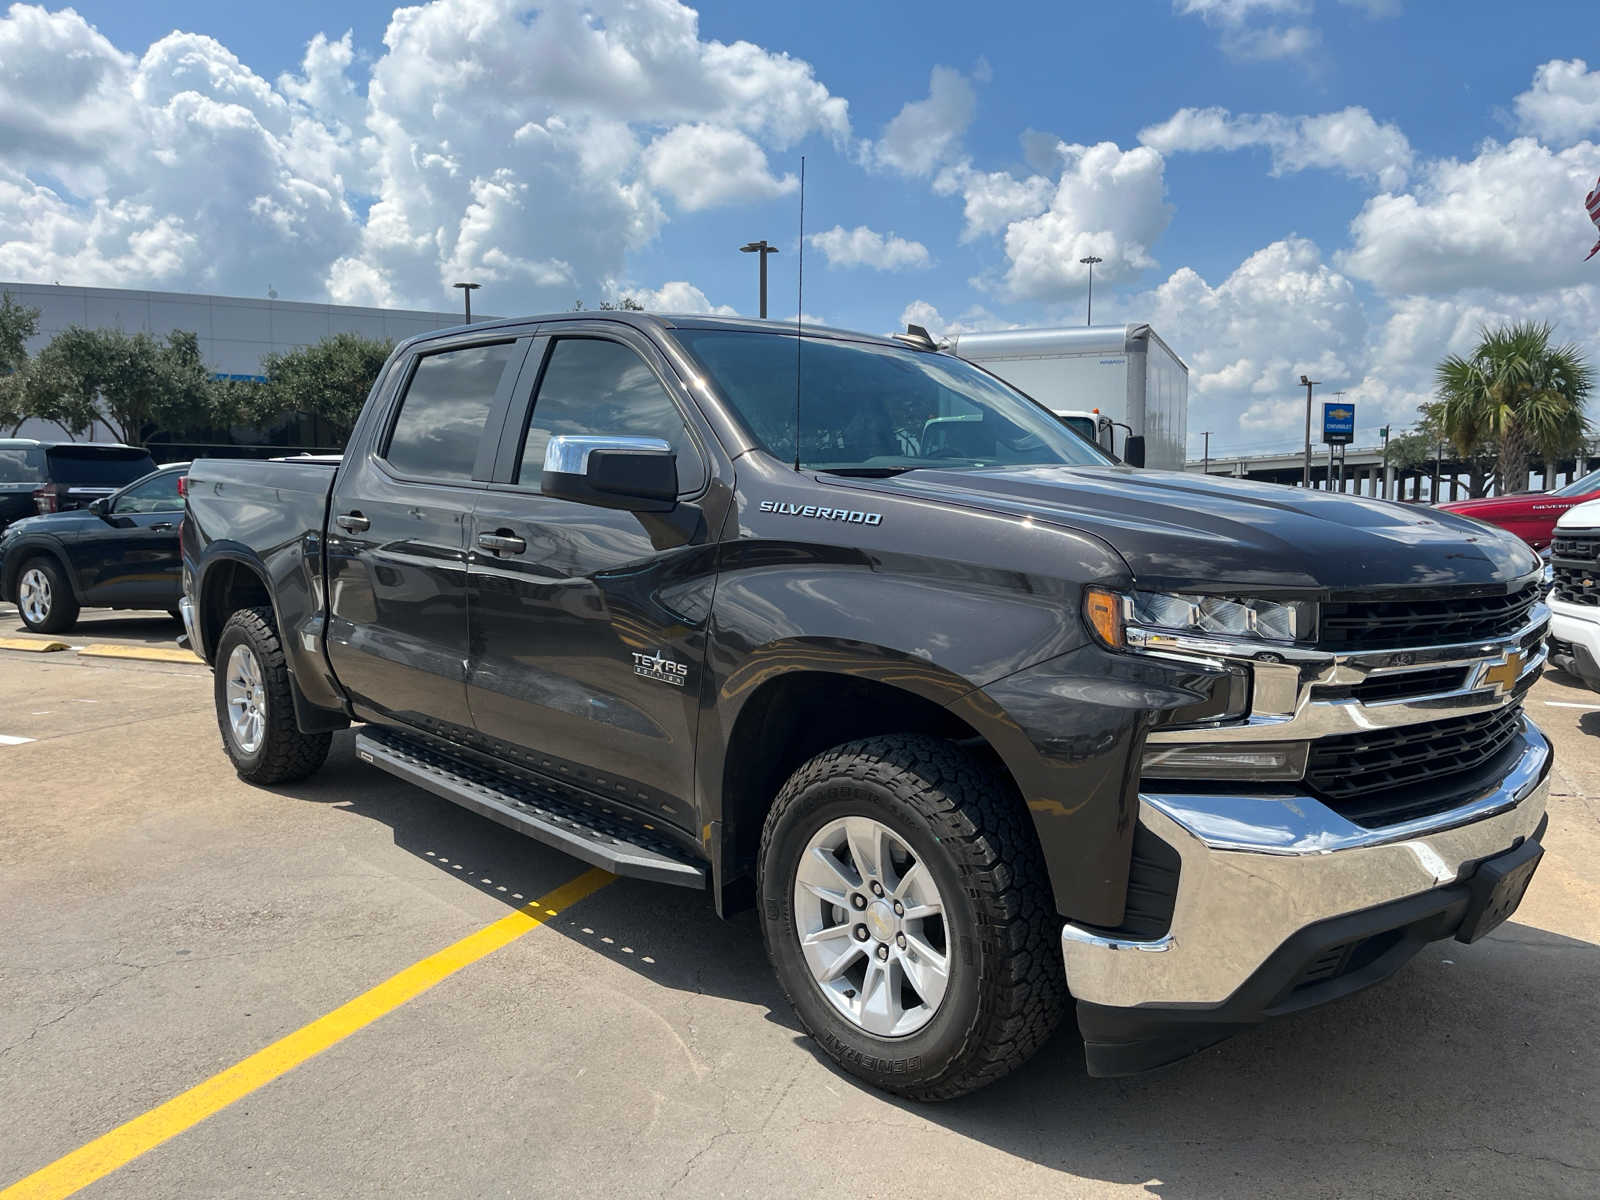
181,313,1552,1099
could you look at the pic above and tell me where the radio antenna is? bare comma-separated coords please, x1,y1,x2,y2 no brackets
794,154,805,473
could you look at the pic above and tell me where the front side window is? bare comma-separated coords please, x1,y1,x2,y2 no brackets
113,471,184,513
384,342,518,481
516,338,705,492
671,330,1113,476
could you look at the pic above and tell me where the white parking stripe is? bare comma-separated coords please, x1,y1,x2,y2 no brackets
0,733,36,745
1542,701,1600,710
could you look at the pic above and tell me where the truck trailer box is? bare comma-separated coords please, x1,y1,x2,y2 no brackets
948,324,1188,471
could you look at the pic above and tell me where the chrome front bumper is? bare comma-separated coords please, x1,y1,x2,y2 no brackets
1062,719,1551,1009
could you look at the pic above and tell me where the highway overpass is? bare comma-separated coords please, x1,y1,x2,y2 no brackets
1186,444,1598,501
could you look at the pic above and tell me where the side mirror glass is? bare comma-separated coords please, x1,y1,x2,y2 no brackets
541,435,678,513
1123,436,1147,469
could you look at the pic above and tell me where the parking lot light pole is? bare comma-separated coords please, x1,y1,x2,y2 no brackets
452,281,481,323
1300,374,1321,488
1079,255,1103,326
739,241,779,319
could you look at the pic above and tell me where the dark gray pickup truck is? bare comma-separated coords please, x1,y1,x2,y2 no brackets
181,312,1552,1099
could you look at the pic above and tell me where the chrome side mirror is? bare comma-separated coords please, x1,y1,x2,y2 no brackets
541,434,678,513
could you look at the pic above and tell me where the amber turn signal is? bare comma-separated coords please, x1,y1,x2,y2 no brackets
1084,586,1125,649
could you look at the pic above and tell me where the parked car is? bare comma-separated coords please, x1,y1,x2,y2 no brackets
1436,466,1600,549
183,313,1549,1098
1547,497,1600,690
0,462,188,633
0,439,161,534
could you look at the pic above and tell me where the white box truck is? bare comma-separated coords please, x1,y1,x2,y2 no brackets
947,324,1189,470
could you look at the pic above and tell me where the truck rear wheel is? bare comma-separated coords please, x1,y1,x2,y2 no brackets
213,607,331,784
758,735,1065,1100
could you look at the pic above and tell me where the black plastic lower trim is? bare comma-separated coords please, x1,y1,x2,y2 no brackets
1549,636,1600,692
1076,814,1548,1077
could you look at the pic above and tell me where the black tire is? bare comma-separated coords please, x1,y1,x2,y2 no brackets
758,735,1066,1101
16,556,78,634
213,607,331,784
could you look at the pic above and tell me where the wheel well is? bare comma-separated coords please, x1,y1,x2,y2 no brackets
199,559,274,663
10,545,74,599
720,671,1024,881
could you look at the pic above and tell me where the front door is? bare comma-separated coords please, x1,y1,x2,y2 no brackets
74,468,185,607
325,336,530,738
465,326,725,832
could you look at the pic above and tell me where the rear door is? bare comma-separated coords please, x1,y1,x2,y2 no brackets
74,468,186,606
464,324,727,832
324,333,533,737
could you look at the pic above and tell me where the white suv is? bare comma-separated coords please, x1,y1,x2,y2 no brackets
1547,497,1600,690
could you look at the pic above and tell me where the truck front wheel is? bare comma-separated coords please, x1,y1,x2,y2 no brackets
758,735,1065,1100
213,607,331,784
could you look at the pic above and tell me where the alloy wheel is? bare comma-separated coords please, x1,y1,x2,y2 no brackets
224,643,267,754
791,815,951,1037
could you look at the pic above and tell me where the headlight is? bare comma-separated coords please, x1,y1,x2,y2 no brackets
1129,590,1315,643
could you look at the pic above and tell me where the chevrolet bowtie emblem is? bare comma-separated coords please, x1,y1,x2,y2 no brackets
1480,650,1526,697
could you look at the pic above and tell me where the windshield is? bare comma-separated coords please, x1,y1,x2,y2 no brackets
44,447,157,486
1554,467,1600,497
671,330,1114,474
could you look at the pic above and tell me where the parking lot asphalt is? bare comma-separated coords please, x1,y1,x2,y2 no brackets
1,624,1597,1199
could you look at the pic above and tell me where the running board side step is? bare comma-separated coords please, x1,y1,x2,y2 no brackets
355,729,708,889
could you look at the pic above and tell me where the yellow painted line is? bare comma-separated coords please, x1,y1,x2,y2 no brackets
0,637,68,653
1,867,614,1200
76,643,201,664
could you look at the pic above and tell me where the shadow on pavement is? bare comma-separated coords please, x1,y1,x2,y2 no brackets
1,606,183,645
270,732,1600,1197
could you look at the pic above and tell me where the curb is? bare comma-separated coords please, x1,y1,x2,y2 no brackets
0,636,69,653
77,643,203,664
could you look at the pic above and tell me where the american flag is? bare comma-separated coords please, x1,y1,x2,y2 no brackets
1588,175,1600,261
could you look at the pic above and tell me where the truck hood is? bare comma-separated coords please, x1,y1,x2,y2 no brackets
866,465,1541,592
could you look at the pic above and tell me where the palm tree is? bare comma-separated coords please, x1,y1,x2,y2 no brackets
1436,322,1593,495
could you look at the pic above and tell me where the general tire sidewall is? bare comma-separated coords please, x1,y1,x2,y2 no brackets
213,625,267,773
761,778,985,1086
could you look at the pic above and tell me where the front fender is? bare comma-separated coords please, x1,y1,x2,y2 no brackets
950,645,1228,927
1,534,83,604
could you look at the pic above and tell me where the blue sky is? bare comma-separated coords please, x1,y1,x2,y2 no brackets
2,0,1597,456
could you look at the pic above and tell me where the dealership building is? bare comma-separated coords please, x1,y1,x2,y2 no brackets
2,280,480,451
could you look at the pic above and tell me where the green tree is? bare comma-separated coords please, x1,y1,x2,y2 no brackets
1388,401,1499,498
571,297,645,311
256,332,395,442
28,326,217,444
1436,322,1593,495
0,291,42,433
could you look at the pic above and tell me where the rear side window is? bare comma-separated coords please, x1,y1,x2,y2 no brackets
384,342,518,481
45,448,158,485
516,338,705,492
0,447,45,483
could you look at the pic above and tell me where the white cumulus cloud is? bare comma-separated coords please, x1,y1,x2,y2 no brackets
872,66,976,176
991,141,1172,302
809,225,930,270
642,124,796,210
1140,105,1414,189
1514,58,1600,145
1340,136,1600,295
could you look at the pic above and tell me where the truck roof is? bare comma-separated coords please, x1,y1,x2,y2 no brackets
948,323,1188,369
394,311,914,355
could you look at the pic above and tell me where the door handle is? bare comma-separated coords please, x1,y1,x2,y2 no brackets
335,512,371,532
477,531,527,555
151,522,175,532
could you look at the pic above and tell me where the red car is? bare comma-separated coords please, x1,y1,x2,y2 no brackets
1437,467,1600,549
